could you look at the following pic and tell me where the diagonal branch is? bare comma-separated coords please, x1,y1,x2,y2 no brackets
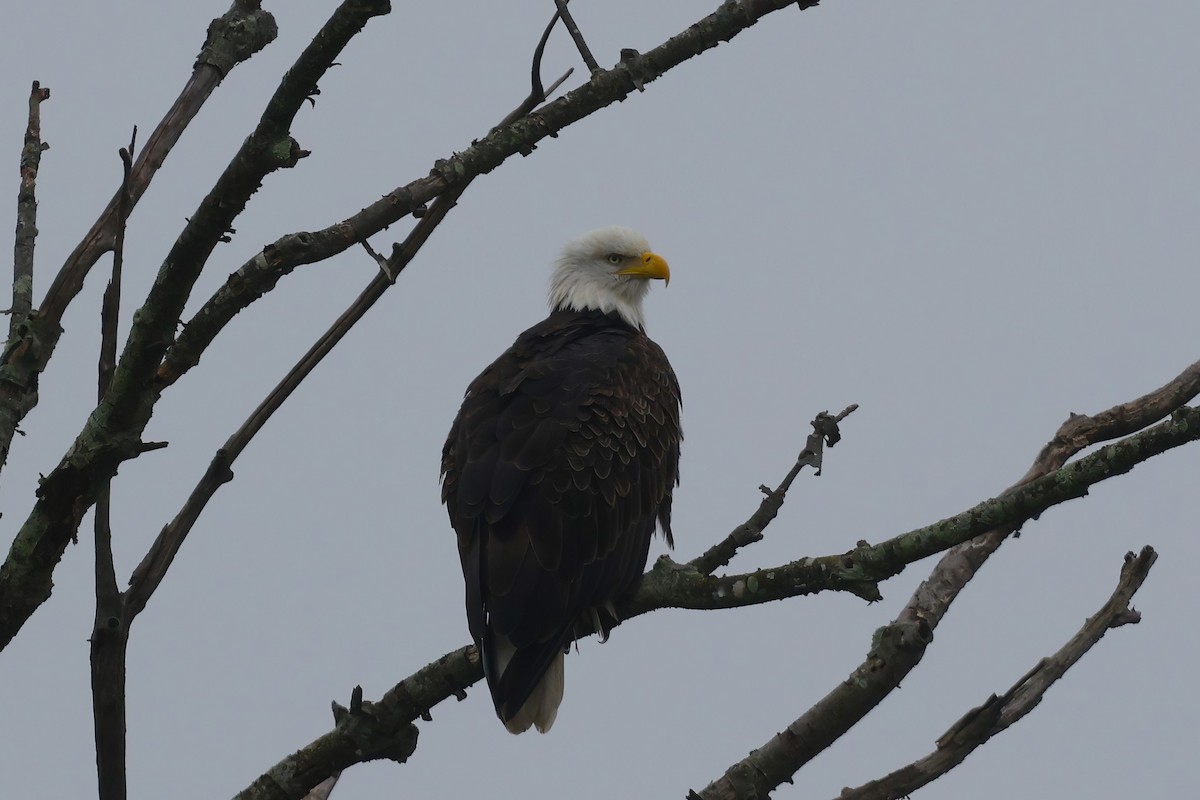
126,2,567,622
837,546,1157,800
554,0,601,73
242,363,1198,800
126,188,462,617
128,0,802,636
236,648,476,800
0,1,277,476
633,403,1197,613
0,0,390,652
156,0,823,390
690,404,856,575
690,360,1200,799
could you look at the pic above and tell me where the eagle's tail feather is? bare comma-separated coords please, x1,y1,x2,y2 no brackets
502,650,564,734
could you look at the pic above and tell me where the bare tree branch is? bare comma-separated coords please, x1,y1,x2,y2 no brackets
554,0,601,73
838,545,1157,800
236,650,478,800
0,80,51,470
0,1,277,477
0,0,388,652
2,3,1183,798
126,0,569,623
690,405,857,576
156,0,824,390
10,80,49,334
243,363,1197,800
690,361,1200,799
125,188,462,618
633,404,1197,612
90,130,136,800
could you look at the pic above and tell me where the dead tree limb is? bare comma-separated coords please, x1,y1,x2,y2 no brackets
837,546,1156,800
0,1,276,477
0,0,386,651
690,361,1200,799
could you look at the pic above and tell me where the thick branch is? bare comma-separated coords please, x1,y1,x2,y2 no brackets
838,546,1156,800
157,0,822,388
0,1,276,478
0,0,388,652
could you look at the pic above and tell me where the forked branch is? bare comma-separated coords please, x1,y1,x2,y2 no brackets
156,0,825,390
127,0,569,623
0,0,386,652
690,361,1200,799
837,546,1156,800
0,1,277,477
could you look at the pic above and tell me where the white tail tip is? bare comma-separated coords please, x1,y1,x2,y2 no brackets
503,651,565,734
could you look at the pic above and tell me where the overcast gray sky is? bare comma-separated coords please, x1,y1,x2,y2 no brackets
2,2,1197,798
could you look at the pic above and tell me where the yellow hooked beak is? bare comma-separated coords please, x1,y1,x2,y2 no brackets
617,252,671,286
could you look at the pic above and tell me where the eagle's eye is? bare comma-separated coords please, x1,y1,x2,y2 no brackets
605,253,623,265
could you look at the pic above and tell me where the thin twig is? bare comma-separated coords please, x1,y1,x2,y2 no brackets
528,3,563,102
689,404,857,575
837,546,1157,800
555,0,601,73
10,81,49,336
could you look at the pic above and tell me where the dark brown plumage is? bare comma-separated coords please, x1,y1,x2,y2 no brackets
442,301,681,733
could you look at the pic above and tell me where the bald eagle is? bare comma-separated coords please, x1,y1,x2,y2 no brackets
441,226,682,733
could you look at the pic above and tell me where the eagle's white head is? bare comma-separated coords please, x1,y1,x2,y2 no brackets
548,226,670,329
